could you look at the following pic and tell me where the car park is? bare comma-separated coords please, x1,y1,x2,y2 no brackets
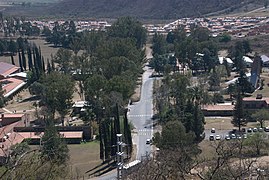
209,135,214,141
215,135,221,140
211,128,216,133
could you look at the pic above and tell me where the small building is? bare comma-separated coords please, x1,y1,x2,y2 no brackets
261,55,269,67
72,101,90,115
0,113,30,127
202,104,234,116
243,96,269,109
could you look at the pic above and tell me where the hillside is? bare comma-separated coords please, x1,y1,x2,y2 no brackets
48,0,264,19
1,0,266,20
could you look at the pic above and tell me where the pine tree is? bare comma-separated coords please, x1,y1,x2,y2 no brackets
41,122,69,164
232,90,247,131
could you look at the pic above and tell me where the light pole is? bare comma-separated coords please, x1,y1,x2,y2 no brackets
117,134,123,180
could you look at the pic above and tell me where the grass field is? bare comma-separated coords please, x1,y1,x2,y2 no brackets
68,141,103,179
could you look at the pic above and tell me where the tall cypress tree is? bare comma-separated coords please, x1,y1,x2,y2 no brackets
27,47,33,70
21,48,27,70
102,120,110,160
99,121,104,161
123,109,129,157
110,118,116,158
18,51,23,72
10,55,15,65
114,103,121,134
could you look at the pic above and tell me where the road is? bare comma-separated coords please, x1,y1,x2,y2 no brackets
128,66,154,160
97,45,154,180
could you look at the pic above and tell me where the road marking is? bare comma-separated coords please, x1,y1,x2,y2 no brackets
128,114,152,117
138,129,152,136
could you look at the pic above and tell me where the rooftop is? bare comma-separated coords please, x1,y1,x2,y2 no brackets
0,62,20,78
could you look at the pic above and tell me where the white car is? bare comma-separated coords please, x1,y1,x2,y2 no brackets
146,139,151,144
215,135,221,140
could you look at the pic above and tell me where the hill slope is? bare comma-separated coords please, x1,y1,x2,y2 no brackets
1,0,265,20
48,0,263,19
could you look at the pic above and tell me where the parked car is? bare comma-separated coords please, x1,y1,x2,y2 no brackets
215,135,221,140
253,128,258,132
209,135,214,141
259,128,263,132
211,128,216,133
264,127,269,132
247,128,252,133
231,134,236,139
243,134,247,139
225,135,230,140
241,128,246,133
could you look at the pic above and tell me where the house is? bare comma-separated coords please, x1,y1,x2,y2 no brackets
0,113,30,126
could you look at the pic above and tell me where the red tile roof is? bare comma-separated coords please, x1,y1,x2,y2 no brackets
243,97,269,104
0,62,20,77
0,77,26,97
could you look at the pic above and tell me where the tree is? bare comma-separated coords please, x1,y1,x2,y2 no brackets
244,132,269,156
208,71,220,91
232,90,247,131
152,32,166,56
108,17,147,49
40,72,75,124
251,109,269,128
0,82,5,107
53,48,73,74
41,123,69,164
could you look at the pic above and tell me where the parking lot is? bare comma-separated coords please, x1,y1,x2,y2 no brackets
205,127,269,141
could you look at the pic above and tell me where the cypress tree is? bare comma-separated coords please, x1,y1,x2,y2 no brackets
21,48,27,70
110,118,116,158
114,103,121,134
18,51,23,72
99,121,104,161
102,120,110,160
123,109,129,157
10,55,15,65
42,56,46,73
27,47,33,70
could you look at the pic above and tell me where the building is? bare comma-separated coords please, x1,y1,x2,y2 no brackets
0,62,20,80
243,96,269,109
0,62,27,98
202,104,234,116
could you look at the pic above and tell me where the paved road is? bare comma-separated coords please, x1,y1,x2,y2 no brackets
98,45,154,180
128,66,154,160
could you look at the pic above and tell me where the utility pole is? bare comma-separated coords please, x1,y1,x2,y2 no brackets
117,134,124,180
